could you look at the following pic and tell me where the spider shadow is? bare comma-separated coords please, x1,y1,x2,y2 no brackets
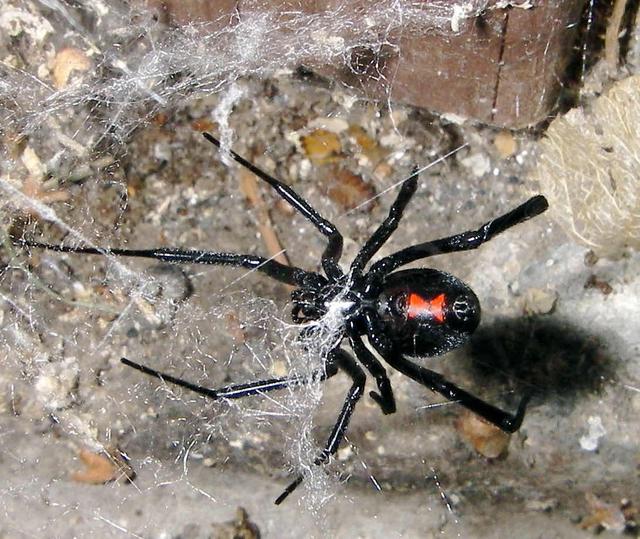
465,315,616,409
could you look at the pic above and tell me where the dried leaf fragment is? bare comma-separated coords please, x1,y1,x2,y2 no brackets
348,125,385,163
324,167,377,212
225,311,247,343
456,410,511,459
191,118,216,132
72,447,135,484
579,492,627,532
238,167,291,269
52,47,92,89
494,130,517,158
18,146,70,216
210,507,260,539
348,125,377,152
584,274,614,295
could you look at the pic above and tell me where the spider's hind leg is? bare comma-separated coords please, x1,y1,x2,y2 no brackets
362,312,529,433
275,348,366,504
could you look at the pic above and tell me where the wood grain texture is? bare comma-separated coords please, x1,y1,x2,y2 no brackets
140,0,586,127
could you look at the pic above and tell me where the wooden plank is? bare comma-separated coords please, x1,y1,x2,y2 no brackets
139,0,586,128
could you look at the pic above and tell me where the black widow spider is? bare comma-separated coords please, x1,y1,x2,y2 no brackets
18,132,548,504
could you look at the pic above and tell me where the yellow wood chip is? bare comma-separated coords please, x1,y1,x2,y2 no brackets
301,129,342,165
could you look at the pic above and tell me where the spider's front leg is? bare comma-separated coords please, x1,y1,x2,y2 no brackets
362,311,530,433
369,195,548,278
350,167,419,277
13,238,322,289
202,133,344,280
121,357,339,400
123,350,366,505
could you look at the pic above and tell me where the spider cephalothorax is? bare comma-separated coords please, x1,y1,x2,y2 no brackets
290,278,358,323
17,131,548,504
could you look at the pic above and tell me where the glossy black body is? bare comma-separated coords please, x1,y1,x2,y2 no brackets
376,269,480,357
18,132,549,504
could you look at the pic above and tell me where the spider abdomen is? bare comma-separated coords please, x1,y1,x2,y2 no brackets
376,268,481,357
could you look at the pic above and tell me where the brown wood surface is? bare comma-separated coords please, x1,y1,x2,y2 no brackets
142,0,586,128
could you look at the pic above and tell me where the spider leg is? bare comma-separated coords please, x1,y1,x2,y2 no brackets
121,357,339,400
350,167,419,277
275,348,366,505
369,195,548,279
385,355,529,433
363,312,529,433
15,239,324,288
349,334,396,415
203,133,344,280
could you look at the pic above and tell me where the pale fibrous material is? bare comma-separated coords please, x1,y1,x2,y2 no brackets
533,75,640,258
0,1,490,144
1,1,483,514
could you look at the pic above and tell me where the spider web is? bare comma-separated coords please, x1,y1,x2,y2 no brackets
0,1,473,534
1,1,640,537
